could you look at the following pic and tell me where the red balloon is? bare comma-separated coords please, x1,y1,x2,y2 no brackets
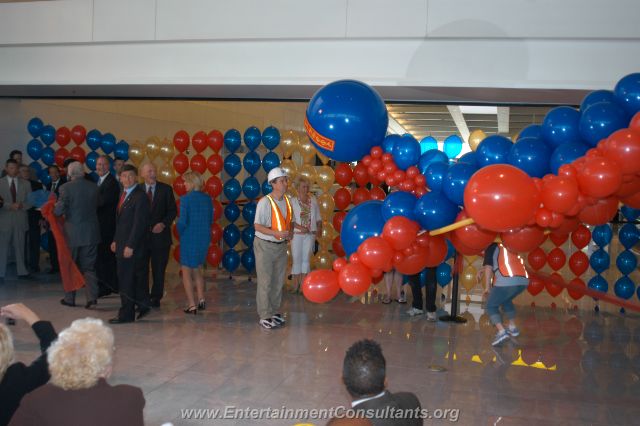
527,247,546,270
394,245,429,275
332,211,346,232
541,176,579,214
204,176,222,198
547,247,566,271
357,236,393,272
190,154,207,174
449,233,484,256
207,130,223,152
332,236,346,257
173,245,180,263
398,178,415,192
552,215,580,234
535,207,553,228
338,263,372,296
621,191,640,209
370,186,386,201
501,225,546,253
549,232,568,246
349,253,360,264
192,131,207,153
303,270,341,303
206,245,222,267
464,164,540,232
70,125,86,144
361,155,372,166
568,251,588,276
630,111,640,132
206,154,223,175
333,188,351,210
451,210,496,251
382,216,420,251
332,257,347,272
423,235,448,267
69,146,86,163
173,130,190,153
527,276,545,296
353,163,369,187
212,200,222,222
578,196,619,225
352,187,370,206
210,223,222,243
173,176,187,196
576,156,622,198
54,148,70,168
173,153,189,174
567,277,586,300
335,163,353,186
370,146,383,158
602,129,640,175
55,126,71,147
616,175,640,197
546,273,564,297
570,225,591,249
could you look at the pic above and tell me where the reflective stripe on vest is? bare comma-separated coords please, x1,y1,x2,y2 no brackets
497,244,528,278
266,194,292,232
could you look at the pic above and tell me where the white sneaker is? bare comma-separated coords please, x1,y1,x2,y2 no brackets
406,307,424,316
259,318,277,329
272,313,285,326
426,312,437,322
507,325,520,337
492,330,510,346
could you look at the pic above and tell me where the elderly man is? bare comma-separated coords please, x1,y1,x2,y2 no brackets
95,155,119,296
54,161,100,308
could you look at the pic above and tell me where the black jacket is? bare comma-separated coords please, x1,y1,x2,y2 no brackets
97,173,119,243
144,181,176,247
113,185,150,258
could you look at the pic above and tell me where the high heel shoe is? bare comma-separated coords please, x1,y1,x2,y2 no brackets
183,306,197,315
197,299,206,310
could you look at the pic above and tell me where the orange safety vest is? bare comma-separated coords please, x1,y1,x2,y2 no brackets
266,194,292,233
497,244,528,278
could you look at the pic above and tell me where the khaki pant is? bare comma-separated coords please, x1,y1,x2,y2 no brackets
254,237,288,320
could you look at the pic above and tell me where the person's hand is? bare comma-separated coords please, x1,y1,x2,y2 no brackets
10,203,21,211
482,288,490,300
123,247,133,258
286,229,294,241
110,242,116,253
273,230,289,240
1,303,40,326
151,223,165,233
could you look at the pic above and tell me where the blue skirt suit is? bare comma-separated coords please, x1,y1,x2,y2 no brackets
177,190,213,268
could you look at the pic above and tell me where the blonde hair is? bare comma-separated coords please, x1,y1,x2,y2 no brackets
47,318,114,390
0,324,15,381
183,171,203,192
294,175,310,189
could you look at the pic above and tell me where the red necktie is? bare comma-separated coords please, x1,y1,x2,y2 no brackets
117,191,126,212
10,178,16,203
147,186,153,203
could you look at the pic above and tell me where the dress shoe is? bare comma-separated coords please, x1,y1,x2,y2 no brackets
150,299,161,308
136,308,151,320
85,300,97,309
60,299,76,307
108,317,134,324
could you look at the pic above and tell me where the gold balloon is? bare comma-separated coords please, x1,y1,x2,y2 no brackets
315,166,335,193
313,250,334,270
298,139,317,165
128,141,145,165
158,138,174,162
280,159,298,182
298,164,317,186
291,148,304,168
317,192,335,220
320,223,337,244
468,129,486,152
511,132,520,142
460,264,478,293
280,130,300,159
145,136,161,160
157,163,176,183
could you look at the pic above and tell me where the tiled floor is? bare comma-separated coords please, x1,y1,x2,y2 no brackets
2,270,640,426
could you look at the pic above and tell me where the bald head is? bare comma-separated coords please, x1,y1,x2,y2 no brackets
140,162,157,185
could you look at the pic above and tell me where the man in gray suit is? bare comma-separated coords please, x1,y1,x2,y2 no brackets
0,159,32,282
54,161,101,308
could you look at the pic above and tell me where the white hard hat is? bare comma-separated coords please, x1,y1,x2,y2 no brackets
267,167,288,183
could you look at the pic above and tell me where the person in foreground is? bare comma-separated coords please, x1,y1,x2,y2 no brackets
0,304,57,426
482,242,529,346
9,318,145,426
339,339,422,426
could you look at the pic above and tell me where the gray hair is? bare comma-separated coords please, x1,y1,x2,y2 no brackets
67,161,84,179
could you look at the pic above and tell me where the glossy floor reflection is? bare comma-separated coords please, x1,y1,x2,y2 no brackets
2,272,640,426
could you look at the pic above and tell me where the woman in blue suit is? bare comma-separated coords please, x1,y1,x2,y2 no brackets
177,172,213,314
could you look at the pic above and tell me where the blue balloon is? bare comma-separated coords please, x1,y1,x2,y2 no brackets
262,180,272,196
41,147,55,166
419,136,438,155
425,162,448,193
306,80,388,162
242,201,257,223
29,161,42,175
541,106,581,148
101,133,116,154
507,136,551,178
88,172,99,182
619,223,639,249
457,151,478,167
476,135,512,167
224,129,242,152
243,151,261,175
588,274,608,294
589,249,610,274
85,151,99,171
27,139,43,160
224,154,242,177
86,129,102,151
341,200,385,256
38,168,51,186
39,125,55,146
549,141,589,174
223,224,240,247
578,102,627,147
381,134,399,154
262,151,280,173
242,176,261,200
614,276,635,300
244,126,262,151
621,206,640,221
445,239,455,260
241,250,256,271
443,162,476,206
27,117,43,138
381,191,417,222
40,232,49,251
262,126,280,150
517,124,543,141
224,203,240,222
436,263,452,287
443,135,463,158
223,178,241,201
614,72,640,115
392,134,420,171
241,226,255,247
418,149,449,175
592,225,613,246
114,140,129,160
580,90,615,113
414,192,459,231
616,250,637,275
222,249,240,272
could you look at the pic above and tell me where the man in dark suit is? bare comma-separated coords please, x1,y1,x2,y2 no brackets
140,163,176,307
95,155,119,296
45,165,66,274
340,340,423,426
54,161,101,308
109,165,151,324
19,165,43,273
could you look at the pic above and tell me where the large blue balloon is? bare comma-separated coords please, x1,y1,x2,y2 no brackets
222,249,240,272
620,206,639,221
29,161,42,175
341,200,385,256
541,106,581,148
224,129,242,152
589,249,610,274
38,168,51,186
419,136,438,155
86,151,99,171
381,191,417,222
457,151,478,167
27,139,43,160
88,171,99,183
425,161,448,193
418,149,448,175
41,147,55,166
224,203,240,222
507,136,551,178
613,73,640,116
517,124,543,141
27,117,43,138
242,201,257,223
619,223,639,249
262,151,280,173
306,80,388,162
86,129,102,151
588,274,608,294
383,134,402,154
436,263,452,287
262,180,272,196
443,162,476,206
244,126,262,151
242,176,261,200
476,135,512,167
101,133,116,154
549,141,589,174
262,126,280,150
614,276,635,300
114,140,129,160
443,135,463,159
580,90,615,113
616,250,637,275
39,125,55,146
578,102,627,147
223,223,240,247
224,154,242,177
445,239,455,260
592,225,613,246
414,192,458,231
392,134,420,170
241,249,256,271
241,226,255,247
243,151,261,175
223,178,241,201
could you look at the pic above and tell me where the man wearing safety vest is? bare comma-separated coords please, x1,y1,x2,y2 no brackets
482,242,529,346
253,167,295,330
